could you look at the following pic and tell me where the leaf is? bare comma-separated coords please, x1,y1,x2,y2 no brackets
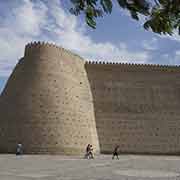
143,21,150,30
86,6,95,17
95,9,103,17
130,11,139,20
116,0,127,8
158,0,169,6
86,16,96,28
69,8,78,15
69,0,180,35
100,0,113,14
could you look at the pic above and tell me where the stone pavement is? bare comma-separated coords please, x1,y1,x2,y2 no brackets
1,154,180,180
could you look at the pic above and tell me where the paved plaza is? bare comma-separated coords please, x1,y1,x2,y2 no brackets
1,154,180,180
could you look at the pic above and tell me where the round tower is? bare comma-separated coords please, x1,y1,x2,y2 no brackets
0,42,100,154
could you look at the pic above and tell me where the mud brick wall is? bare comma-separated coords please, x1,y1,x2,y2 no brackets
1,41,180,155
85,63,180,154
0,42,99,154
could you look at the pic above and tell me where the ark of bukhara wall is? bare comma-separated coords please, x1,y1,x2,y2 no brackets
0,41,180,155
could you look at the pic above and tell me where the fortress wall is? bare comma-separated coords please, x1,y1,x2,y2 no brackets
85,63,180,154
0,42,99,154
1,42,180,155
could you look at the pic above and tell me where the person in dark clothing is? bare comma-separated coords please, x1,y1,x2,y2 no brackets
89,145,94,159
85,144,91,159
112,145,119,159
84,144,94,159
16,143,23,155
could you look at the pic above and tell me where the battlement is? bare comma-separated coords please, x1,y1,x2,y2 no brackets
25,41,180,72
85,61,180,72
24,41,84,62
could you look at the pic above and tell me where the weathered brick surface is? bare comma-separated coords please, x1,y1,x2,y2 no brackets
0,42,99,155
85,63,180,154
0,41,180,154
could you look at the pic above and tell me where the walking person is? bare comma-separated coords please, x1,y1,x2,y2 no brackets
84,144,94,159
112,145,119,160
89,145,94,159
85,144,91,159
16,143,23,155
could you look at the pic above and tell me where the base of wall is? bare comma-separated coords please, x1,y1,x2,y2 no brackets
0,147,100,155
101,151,180,155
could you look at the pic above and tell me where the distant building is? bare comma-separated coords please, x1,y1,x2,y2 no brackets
0,41,180,155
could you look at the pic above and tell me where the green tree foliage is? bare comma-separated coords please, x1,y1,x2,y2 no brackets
69,0,180,35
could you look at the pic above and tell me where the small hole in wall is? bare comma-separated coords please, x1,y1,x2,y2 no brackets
80,82,82,84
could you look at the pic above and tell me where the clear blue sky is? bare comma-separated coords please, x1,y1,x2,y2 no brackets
0,0,180,93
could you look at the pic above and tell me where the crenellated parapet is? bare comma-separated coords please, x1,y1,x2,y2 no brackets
24,42,180,72
25,41,84,63
85,61,180,72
